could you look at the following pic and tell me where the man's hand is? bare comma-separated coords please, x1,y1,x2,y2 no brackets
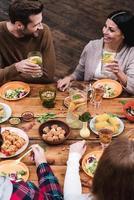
15,59,42,76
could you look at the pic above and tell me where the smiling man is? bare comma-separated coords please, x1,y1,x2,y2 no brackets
0,0,56,84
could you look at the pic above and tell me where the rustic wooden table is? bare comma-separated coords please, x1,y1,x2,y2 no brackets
0,83,134,193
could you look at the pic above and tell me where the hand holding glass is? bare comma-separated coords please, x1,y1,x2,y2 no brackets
27,51,43,78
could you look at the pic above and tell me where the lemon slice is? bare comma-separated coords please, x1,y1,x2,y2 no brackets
29,56,42,65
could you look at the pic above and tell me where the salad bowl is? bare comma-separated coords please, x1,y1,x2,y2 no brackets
0,81,30,100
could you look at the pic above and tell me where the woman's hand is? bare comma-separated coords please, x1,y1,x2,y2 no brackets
57,76,72,91
106,60,127,86
31,144,47,167
106,60,120,74
69,140,87,158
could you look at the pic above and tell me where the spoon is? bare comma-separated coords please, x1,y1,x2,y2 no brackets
0,127,3,148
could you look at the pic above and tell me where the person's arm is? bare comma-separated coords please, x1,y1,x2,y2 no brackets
106,58,134,95
106,61,127,85
41,24,56,82
0,54,20,85
124,57,134,95
64,140,87,200
31,144,63,200
57,74,76,91
57,43,89,91
71,44,89,81
37,163,63,199
0,54,42,85
64,152,82,200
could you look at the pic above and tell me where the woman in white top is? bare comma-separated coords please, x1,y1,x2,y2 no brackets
64,138,134,200
57,10,134,94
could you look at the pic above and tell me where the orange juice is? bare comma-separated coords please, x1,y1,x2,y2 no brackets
99,128,113,148
101,50,116,77
27,51,43,78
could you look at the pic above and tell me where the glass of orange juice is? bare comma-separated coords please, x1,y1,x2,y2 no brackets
99,128,113,149
28,51,43,78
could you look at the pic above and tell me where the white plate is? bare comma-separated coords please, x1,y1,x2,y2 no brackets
0,103,12,123
0,127,29,158
89,116,124,137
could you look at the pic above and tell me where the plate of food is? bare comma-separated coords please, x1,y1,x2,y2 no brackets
64,92,91,108
89,113,124,137
82,150,102,177
0,103,12,123
0,160,29,182
92,79,122,98
0,127,29,158
0,81,30,100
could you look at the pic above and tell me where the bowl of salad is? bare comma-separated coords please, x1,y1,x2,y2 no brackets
123,101,134,122
0,81,30,100
82,150,102,177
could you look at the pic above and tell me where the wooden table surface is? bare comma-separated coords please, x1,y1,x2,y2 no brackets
0,83,134,193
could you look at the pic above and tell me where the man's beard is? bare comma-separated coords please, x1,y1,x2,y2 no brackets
17,28,39,38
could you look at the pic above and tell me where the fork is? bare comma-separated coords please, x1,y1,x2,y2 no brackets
15,148,33,164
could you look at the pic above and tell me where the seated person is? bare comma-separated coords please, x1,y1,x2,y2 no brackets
64,138,134,200
0,0,56,85
57,10,134,95
0,144,63,200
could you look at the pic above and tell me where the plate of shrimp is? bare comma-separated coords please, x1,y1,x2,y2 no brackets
0,127,29,158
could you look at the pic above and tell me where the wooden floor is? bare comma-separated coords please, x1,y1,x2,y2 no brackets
0,0,134,77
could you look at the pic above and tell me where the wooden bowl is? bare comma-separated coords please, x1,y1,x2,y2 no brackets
39,120,70,145
123,101,134,122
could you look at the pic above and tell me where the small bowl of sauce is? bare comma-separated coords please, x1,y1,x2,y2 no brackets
9,117,21,125
21,111,34,122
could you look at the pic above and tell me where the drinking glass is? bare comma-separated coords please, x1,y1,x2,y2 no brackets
90,86,104,109
99,128,113,149
66,82,88,129
27,51,43,78
39,87,56,108
101,51,116,78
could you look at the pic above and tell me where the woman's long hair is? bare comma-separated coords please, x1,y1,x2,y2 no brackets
92,137,134,200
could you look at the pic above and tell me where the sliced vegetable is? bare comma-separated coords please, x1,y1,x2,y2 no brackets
85,155,98,175
37,113,56,123
103,84,115,98
0,170,27,181
5,88,27,99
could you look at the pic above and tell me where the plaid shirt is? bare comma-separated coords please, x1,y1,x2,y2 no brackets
10,163,63,200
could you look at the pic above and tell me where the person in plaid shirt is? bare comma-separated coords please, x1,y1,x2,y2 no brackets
0,145,63,200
